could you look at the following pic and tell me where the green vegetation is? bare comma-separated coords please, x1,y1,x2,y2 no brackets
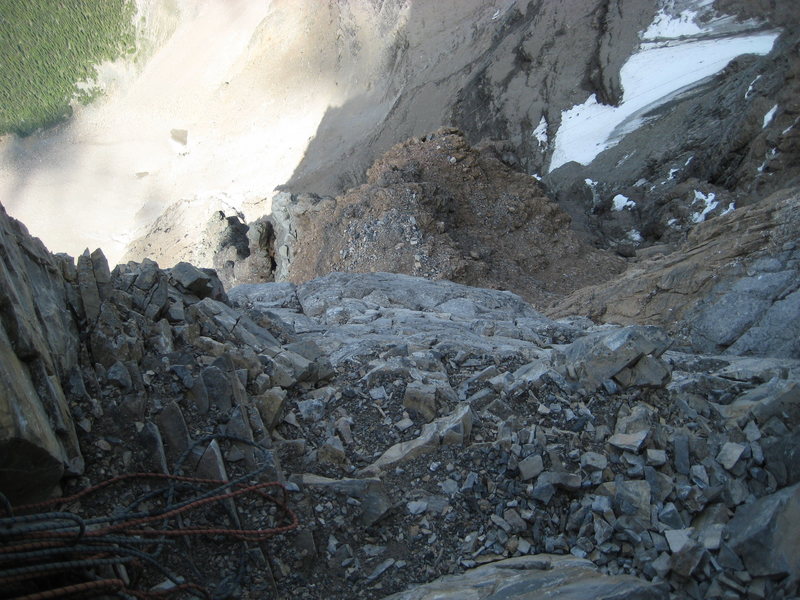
0,0,136,136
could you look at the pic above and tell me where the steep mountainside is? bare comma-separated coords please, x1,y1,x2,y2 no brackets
2,3,800,598
3,202,800,599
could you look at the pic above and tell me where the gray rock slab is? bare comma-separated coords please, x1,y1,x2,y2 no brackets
518,455,545,481
296,272,542,321
228,282,301,311
379,554,667,600
607,430,648,453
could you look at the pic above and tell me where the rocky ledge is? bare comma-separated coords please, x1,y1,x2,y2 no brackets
2,197,799,598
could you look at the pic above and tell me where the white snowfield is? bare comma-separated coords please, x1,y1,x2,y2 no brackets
549,3,780,173
612,194,635,211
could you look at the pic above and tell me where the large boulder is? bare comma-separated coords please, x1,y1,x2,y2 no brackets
726,482,800,581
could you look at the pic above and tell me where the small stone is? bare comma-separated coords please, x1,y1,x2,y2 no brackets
404,381,438,422
673,434,691,475
615,479,651,519
318,436,347,464
716,442,746,471
490,513,512,533
395,417,414,431
608,430,649,453
254,388,286,431
518,455,544,480
698,523,725,550
407,500,428,515
744,421,761,442
366,558,395,581
503,509,527,534
670,539,705,577
658,502,685,530
580,451,608,471
646,448,667,466
651,552,671,577
297,398,325,421
107,361,132,390
691,464,709,487
439,479,459,496
665,528,695,553
154,401,190,466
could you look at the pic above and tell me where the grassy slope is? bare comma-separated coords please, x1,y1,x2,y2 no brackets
0,0,135,136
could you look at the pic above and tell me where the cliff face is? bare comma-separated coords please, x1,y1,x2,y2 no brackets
283,0,800,254
0,205,82,503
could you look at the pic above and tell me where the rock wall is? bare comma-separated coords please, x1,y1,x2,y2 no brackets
0,205,82,504
281,0,799,254
550,186,800,358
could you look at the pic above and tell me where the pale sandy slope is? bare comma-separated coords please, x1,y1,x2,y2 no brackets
0,0,381,265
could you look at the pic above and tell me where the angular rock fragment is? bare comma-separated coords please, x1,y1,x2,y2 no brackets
518,455,545,481
726,482,800,580
608,430,648,453
293,474,393,526
404,381,439,422
561,325,671,390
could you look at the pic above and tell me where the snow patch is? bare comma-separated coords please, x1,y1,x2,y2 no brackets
634,178,649,187
627,229,644,243
549,30,779,172
690,190,718,223
533,116,548,147
667,218,679,227
763,104,778,129
783,118,798,135
585,178,600,207
641,7,706,40
757,148,779,173
668,167,679,180
611,194,636,211
745,75,762,99
721,202,735,216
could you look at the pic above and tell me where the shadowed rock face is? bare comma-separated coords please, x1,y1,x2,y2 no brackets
0,205,83,504
282,0,800,252
283,0,656,198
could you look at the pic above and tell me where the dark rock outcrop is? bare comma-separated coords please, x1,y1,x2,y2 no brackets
0,205,82,504
270,129,624,307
